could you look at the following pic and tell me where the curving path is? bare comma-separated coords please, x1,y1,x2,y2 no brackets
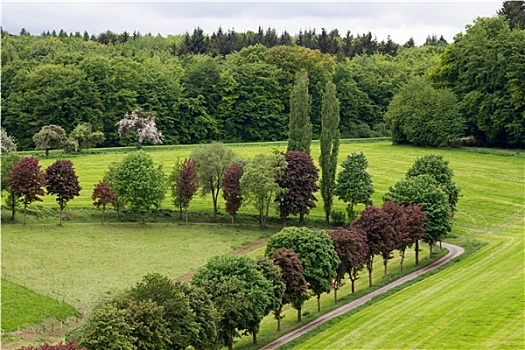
259,242,465,350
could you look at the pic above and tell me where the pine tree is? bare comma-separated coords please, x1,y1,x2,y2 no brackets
319,81,340,224
287,69,312,154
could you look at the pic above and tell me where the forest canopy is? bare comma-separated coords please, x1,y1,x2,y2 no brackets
2,3,523,150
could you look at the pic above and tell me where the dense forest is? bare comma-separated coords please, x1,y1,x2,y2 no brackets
1,1,524,150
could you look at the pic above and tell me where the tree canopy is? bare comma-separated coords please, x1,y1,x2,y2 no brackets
112,151,167,223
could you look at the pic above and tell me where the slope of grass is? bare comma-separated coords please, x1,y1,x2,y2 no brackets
3,141,524,348
280,145,525,349
1,223,277,311
1,279,78,331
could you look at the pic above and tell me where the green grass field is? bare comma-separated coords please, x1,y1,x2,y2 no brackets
1,279,78,331
1,223,276,312
2,141,524,348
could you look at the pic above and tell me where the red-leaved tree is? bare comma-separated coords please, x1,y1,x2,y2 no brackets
329,227,368,300
222,162,243,223
352,206,395,287
46,159,82,226
173,158,198,223
383,201,427,269
276,151,319,225
8,156,46,225
92,180,117,224
271,247,309,326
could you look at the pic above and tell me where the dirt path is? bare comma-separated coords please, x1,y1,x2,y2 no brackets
176,237,270,282
259,242,465,350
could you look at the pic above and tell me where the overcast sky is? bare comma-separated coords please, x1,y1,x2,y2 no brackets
2,1,502,45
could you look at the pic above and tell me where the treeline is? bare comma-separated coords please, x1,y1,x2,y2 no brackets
14,26,446,58
2,2,524,150
1,28,443,151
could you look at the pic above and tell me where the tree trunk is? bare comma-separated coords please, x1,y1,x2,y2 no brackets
45,148,50,157
400,249,405,271
253,332,257,345
325,210,330,225
10,193,16,221
351,279,355,294
137,140,142,150
384,259,388,277
23,203,27,225
334,285,338,304
429,242,433,256
299,212,305,225
212,190,218,222
184,208,188,223
59,202,64,227
276,306,282,331
415,240,419,265
367,256,374,287
317,295,321,312
297,307,302,322
228,330,233,350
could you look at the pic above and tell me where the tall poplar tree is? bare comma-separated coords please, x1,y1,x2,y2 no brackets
319,81,340,224
287,69,312,154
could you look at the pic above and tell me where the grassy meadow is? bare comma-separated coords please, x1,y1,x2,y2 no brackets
2,140,524,348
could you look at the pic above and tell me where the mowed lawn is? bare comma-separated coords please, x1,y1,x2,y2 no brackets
1,223,275,311
284,147,524,348
3,141,524,347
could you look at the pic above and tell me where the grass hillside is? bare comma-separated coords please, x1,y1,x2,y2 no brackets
2,141,523,348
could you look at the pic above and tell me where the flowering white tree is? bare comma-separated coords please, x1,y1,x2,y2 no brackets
117,108,164,149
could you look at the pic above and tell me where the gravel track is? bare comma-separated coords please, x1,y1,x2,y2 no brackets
259,242,465,349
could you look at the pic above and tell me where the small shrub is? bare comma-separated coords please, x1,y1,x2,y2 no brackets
330,210,346,225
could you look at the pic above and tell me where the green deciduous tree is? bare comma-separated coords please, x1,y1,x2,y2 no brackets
319,81,340,224
265,227,340,313
385,76,465,147
406,154,460,211
45,159,81,226
70,122,105,151
334,152,374,221
191,255,272,350
128,273,199,349
241,153,287,228
8,156,46,224
383,174,451,256
73,302,136,350
431,16,524,147
249,257,285,344
113,151,167,223
1,153,21,220
32,125,67,157
287,69,312,154
190,143,235,222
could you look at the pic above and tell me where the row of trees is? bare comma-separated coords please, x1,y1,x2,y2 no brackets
67,201,437,350
3,155,81,225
